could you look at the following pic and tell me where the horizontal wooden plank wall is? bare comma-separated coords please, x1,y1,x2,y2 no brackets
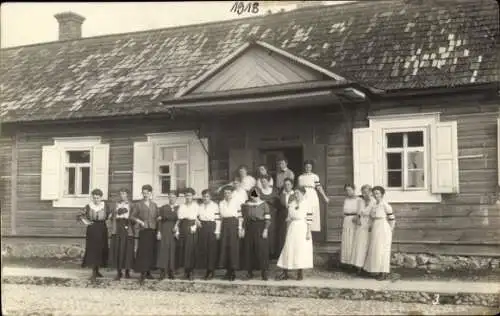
322,95,500,250
0,136,12,235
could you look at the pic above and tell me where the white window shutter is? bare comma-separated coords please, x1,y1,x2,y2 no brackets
189,137,209,198
352,128,376,195
41,145,61,200
91,144,110,199
431,121,459,194
133,141,154,200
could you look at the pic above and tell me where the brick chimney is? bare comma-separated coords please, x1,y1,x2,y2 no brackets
54,12,85,41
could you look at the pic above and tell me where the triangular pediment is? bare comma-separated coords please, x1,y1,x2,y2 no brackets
179,41,343,96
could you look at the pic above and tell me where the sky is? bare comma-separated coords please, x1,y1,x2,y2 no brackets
0,1,352,48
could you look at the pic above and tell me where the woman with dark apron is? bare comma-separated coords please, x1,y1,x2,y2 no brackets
258,175,280,259
108,188,135,280
77,188,111,281
130,184,159,284
156,190,179,280
175,187,199,280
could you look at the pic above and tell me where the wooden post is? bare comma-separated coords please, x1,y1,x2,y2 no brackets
10,133,18,235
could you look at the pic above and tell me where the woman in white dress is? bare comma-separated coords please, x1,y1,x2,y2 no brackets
237,165,256,192
340,184,361,269
364,186,395,280
350,184,375,275
276,187,313,281
256,164,274,190
297,160,329,232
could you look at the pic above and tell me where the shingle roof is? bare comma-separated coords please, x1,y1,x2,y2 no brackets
1,0,498,123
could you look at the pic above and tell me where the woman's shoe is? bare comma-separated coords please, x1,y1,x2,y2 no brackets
297,269,303,281
275,271,289,281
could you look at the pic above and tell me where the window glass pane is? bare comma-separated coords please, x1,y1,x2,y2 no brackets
68,150,90,163
175,146,188,160
175,163,188,190
407,170,425,188
161,148,175,161
66,167,76,195
387,171,402,188
386,153,402,170
81,167,90,195
407,131,424,147
159,165,170,174
160,175,171,194
386,133,404,148
407,151,424,169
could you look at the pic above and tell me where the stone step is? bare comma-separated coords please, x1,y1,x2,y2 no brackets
2,267,499,307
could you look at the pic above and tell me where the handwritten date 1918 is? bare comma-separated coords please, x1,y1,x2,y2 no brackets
230,1,259,15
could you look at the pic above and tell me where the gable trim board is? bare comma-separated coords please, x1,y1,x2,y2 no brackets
175,40,345,97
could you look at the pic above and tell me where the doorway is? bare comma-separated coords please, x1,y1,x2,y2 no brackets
258,147,303,183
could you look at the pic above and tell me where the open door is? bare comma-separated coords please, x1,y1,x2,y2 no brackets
302,143,327,242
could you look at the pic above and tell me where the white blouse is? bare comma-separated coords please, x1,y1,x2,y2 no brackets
219,198,242,218
298,173,320,188
239,175,256,191
198,201,220,222
343,197,361,215
177,202,200,220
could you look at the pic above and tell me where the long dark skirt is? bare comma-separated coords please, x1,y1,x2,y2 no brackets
196,221,218,271
156,221,176,271
134,229,157,273
268,206,278,259
82,221,109,268
177,219,197,271
109,220,135,270
275,205,288,256
243,220,269,271
218,217,240,270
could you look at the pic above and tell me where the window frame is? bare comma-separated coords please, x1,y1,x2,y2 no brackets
382,127,429,192
155,144,190,196
63,150,92,197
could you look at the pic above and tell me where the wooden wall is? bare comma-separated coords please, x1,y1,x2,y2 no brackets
0,136,12,235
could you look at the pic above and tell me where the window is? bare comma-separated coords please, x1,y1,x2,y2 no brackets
352,113,459,203
64,150,91,196
384,130,426,190
157,146,189,194
41,137,109,208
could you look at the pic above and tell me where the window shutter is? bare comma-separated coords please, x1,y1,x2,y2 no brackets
189,138,209,198
92,144,110,199
229,149,255,180
431,121,459,194
352,128,376,195
133,141,154,200
41,145,61,200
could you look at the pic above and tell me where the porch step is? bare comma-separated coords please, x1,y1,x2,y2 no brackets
2,267,499,307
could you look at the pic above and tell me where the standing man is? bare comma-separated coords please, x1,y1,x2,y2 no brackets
131,184,159,284
276,158,295,192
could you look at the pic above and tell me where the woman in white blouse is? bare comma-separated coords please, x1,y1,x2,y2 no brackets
297,160,329,232
364,186,396,280
256,164,274,190
350,184,375,275
174,188,200,281
340,184,361,269
196,189,220,280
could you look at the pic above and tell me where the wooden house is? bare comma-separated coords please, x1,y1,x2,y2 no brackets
1,0,499,259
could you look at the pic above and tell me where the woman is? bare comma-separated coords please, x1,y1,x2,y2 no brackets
130,184,159,284
297,160,329,232
108,188,134,280
364,186,396,281
216,185,244,281
77,188,111,281
341,184,361,270
276,187,313,281
175,188,199,280
236,165,256,192
241,188,271,281
258,175,280,259
156,190,179,280
277,178,294,255
351,184,375,275
196,189,220,280
256,164,274,190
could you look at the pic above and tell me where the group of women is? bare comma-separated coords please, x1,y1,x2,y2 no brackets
76,157,395,284
340,184,396,281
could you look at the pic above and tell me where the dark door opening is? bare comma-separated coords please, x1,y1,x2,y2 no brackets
258,147,303,184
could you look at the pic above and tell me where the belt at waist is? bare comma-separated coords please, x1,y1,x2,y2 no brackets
92,220,106,223
344,213,357,216
199,219,216,222
221,216,238,220
246,218,266,222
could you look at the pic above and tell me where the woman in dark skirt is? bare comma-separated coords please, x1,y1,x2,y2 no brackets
108,188,135,280
130,184,159,284
241,188,271,281
174,187,199,280
196,189,220,280
258,175,280,259
77,188,111,281
217,185,244,281
156,190,179,280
